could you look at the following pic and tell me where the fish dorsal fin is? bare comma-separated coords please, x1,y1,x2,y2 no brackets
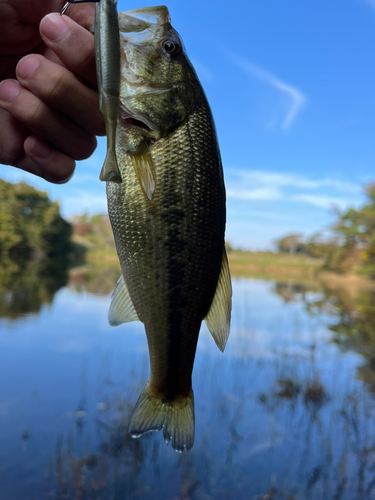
118,13,152,32
204,249,232,352
108,275,140,326
130,147,156,201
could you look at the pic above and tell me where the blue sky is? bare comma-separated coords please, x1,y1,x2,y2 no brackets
2,0,375,249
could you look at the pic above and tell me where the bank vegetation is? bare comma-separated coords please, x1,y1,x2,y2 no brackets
3,179,375,283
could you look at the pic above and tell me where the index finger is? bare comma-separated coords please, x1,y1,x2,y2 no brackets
40,12,97,87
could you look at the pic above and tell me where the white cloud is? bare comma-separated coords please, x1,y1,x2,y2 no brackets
226,186,282,201
228,54,306,130
229,169,360,192
226,169,363,210
292,194,351,210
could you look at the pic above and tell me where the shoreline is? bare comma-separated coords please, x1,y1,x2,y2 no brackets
68,249,375,293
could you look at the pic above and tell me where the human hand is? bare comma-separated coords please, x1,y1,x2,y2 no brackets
0,1,105,183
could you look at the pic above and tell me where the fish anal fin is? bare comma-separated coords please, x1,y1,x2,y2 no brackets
204,249,232,352
130,148,156,201
129,382,195,452
108,275,140,326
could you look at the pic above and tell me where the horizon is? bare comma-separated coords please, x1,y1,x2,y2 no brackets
2,0,375,250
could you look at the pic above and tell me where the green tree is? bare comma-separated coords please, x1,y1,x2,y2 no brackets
303,233,339,259
275,233,304,254
0,179,72,259
325,183,375,275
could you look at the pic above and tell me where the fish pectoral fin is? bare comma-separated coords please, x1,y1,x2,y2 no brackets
130,148,156,201
204,249,232,352
108,275,140,326
129,382,195,452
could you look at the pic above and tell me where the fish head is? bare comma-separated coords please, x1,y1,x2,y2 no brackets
118,6,201,149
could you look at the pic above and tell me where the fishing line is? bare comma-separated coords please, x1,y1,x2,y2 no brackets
61,0,99,16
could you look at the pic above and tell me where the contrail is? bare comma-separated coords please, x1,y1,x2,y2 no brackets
229,53,306,130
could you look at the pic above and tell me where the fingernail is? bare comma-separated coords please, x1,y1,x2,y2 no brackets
41,13,69,42
17,56,40,81
0,80,20,103
29,138,54,160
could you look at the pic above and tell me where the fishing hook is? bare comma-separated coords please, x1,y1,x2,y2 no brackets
61,0,99,16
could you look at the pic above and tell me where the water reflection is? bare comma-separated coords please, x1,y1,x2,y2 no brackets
302,282,375,396
69,262,120,296
0,257,69,320
273,279,375,396
3,267,375,498
0,257,122,321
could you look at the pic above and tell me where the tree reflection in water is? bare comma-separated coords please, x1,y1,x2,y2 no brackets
5,268,375,498
275,279,375,394
35,277,375,500
69,262,120,296
0,257,69,320
0,257,121,319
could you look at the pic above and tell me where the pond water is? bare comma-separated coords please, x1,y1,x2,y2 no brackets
1,261,375,499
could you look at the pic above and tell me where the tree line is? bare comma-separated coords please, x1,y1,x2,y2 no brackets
275,183,375,277
3,178,375,278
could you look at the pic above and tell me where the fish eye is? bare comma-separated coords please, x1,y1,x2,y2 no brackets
161,39,181,56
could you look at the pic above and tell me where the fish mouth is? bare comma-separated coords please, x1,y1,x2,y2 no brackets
119,103,160,135
123,117,152,132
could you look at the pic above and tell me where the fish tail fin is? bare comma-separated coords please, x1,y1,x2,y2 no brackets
129,382,195,452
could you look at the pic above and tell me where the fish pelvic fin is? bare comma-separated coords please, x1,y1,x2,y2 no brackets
108,275,140,326
130,147,156,201
204,249,232,352
129,382,195,452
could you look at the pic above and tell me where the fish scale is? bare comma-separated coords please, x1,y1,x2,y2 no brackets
108,105,224,361
106,6,231,451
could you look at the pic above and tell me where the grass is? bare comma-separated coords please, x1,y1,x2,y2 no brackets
75,241,375,290
227,250,323,280
80,248,323,280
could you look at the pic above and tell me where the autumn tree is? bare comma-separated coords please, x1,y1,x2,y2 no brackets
325,183,375,276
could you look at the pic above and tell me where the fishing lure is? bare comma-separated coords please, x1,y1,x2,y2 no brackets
61,0,122,183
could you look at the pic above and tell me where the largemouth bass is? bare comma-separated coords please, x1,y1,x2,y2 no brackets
63,1,232,451
106,6,232,452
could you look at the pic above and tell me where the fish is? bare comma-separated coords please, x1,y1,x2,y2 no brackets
106,5,232,452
